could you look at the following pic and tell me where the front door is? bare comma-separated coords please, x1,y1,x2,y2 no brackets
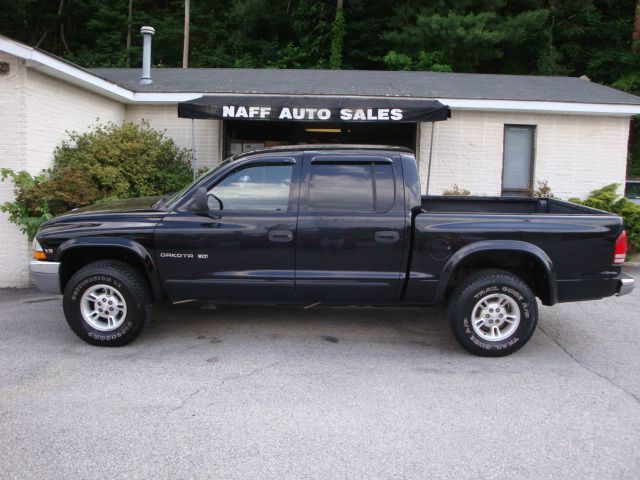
294,152,407,304
154,155,301,303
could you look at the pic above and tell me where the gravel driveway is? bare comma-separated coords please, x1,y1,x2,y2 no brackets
1,266,639,480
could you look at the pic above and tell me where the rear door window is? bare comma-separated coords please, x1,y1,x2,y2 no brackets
308,162,395,212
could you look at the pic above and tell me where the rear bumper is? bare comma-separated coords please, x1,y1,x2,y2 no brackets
617,274,634,297
29,261,61,295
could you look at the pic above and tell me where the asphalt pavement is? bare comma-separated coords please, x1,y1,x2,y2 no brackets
1,266,639,480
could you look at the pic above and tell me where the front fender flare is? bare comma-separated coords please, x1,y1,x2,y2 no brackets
57,237,163,300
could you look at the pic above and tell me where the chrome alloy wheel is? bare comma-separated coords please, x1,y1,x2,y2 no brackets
471,293,520,341
80,284,128,331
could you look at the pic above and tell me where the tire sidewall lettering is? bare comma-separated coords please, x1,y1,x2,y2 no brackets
70,275,123,302
87,320,133,341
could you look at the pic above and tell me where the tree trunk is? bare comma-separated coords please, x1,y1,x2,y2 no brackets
633,0,640,52
183,0,190,68
58,0,71,54
126,0,133,67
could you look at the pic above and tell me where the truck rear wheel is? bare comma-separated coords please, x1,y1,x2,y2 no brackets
448,269,538,357
62,260,152,347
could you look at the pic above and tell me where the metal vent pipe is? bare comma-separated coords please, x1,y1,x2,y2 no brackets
139,26,155,85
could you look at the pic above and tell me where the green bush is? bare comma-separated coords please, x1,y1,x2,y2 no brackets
534,179,554,198
569,184,640,252
1,122,194,240
0,169,53,240
442,184,471,196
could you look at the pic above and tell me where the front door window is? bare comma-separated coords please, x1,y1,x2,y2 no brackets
208,164,293,211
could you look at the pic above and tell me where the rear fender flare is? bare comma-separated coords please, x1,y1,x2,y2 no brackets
434,240,557,305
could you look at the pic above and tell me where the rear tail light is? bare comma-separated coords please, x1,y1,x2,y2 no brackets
613,230,627,265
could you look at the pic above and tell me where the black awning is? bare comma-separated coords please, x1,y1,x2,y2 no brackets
178,95,450,123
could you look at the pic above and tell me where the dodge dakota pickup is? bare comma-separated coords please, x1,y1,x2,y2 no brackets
30,145,634,356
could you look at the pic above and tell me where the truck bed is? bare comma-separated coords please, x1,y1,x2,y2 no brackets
420,196,611,215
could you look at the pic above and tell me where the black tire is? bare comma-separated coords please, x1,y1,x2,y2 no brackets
448,269,538,357
63,260,152,347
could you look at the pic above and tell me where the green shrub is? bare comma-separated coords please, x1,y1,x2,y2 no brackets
1,122,193,240
569,183,640,252
0,169,53,240
442,184,471,196
534,179,554,198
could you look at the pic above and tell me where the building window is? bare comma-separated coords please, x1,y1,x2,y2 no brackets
502,125,535,196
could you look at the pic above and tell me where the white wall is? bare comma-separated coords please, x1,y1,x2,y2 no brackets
419,110,630,199
24,69,126,173
125,105,221,170
0,58,125,288
0,53,29,287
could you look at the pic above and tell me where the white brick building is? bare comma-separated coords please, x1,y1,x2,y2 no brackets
2,34,640,287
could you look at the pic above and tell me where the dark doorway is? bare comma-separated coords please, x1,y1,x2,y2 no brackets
223,120,416,157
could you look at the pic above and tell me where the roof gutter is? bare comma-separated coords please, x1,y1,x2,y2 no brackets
0,35,134,102
440,98,640,116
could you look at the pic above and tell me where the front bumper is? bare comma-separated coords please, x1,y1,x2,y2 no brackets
30,260,61,295
616,274,635,297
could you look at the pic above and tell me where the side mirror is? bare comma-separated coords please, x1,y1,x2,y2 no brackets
191,186,209,212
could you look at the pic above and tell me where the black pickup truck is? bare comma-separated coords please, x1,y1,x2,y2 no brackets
30,145,634,356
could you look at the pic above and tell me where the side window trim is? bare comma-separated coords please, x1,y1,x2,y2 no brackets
310,155,392,164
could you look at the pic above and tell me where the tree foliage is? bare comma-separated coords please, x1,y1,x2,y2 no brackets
330,7,346,69
0,1,636,82
570,184,640,251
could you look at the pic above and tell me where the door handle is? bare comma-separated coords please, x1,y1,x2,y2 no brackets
268,230,294,243
374,231,399,244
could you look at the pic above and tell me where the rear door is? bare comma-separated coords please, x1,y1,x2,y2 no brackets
294,152,407,304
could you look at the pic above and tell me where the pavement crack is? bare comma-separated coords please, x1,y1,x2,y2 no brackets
22,297,60,304
166,362,283,416
219,360,283,387
165,387,204,417
538,324,640,406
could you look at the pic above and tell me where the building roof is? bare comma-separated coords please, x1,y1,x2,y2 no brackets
92,68,640,106
2,33,640,115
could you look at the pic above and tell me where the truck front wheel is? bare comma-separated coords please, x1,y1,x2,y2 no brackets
62,260,152,347
448,269,538,357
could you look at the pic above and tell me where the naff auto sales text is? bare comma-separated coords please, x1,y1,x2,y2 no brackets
222,106,404,121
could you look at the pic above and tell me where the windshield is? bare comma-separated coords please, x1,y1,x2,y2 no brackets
163,157,233,208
